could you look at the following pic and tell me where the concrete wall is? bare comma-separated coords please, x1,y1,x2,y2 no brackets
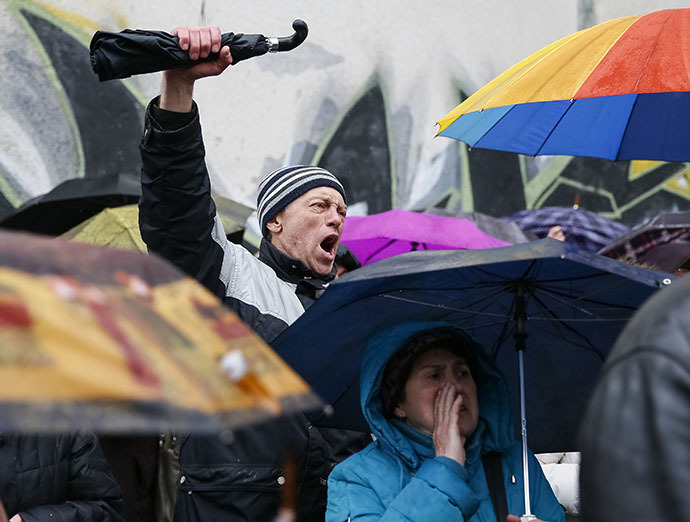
1,0,689,228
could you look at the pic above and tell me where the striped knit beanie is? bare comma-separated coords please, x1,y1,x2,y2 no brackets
256,165,346,236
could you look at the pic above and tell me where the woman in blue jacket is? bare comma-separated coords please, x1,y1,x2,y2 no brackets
326,322,564,522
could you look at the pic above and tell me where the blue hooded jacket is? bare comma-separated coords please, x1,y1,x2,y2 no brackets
326,322,565,521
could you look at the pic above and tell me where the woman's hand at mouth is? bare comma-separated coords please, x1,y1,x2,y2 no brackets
433,383,466,466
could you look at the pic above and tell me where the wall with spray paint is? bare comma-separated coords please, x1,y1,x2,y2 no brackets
1,0,688,230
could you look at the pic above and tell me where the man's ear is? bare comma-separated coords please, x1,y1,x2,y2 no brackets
266,216,282,235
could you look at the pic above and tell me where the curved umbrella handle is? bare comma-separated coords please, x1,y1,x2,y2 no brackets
90,19,309,82
268,19,309,52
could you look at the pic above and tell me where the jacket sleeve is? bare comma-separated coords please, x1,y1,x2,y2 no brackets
327,456,480,521
19,434,125,522
138,97,232,299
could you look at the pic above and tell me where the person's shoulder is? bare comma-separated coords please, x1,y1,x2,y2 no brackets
331,440,397,482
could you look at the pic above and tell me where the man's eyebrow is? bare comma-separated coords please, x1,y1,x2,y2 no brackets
310,193,346,208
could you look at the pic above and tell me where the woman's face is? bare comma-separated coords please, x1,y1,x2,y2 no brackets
394,347,479,437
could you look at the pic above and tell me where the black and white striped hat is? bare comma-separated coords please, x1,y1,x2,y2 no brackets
256,165,346,236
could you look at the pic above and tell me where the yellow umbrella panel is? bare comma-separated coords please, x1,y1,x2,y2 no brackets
61,199,251,252
0,230,320,432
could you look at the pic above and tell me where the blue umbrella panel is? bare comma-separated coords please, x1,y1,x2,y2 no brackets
273,239,674,453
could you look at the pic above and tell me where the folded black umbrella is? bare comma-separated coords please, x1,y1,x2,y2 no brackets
90,19,308,81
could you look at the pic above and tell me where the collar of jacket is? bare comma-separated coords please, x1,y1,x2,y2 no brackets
258,239,336,302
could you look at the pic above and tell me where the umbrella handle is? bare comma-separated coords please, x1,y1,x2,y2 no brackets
268,19,309,52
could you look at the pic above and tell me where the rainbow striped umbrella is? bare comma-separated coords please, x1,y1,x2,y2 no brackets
437,9,690,162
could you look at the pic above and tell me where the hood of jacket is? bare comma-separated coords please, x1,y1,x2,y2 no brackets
360,321,514,470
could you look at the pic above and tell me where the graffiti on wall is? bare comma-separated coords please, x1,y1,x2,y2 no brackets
1,0,689,232
0,0,144,223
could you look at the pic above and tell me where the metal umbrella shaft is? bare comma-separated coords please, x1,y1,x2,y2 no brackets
514,283,536,520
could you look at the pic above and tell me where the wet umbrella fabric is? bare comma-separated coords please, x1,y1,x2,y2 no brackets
436,9,690,162
61,201,252,252
598,210,690,260
0,174,140,236
62,205,147,252
424,208,533,244
272,239,672,453
90,30,267,81
0,230,320,432
340,208,511,266
505,206,629,252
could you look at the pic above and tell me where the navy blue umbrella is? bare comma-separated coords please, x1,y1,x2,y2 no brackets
274,239,672,517
274,239,672,453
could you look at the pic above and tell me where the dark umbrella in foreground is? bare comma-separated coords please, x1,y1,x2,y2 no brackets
0,173,140,236
504,206,629,252
90,19,308,81
272,239,672,517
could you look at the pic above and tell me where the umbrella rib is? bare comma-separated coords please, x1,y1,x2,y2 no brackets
531,270,619,285
381,293,513,319
531,277,639,318
538,286,638,315
533,100,577,156
614,93,640,162
310,382,355,426
488,313,516,360
365,239,398,264
381,281,635,322
530,292,606,360
381,292,629,322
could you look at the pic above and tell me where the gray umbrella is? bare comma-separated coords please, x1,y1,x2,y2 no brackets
424,208,533,244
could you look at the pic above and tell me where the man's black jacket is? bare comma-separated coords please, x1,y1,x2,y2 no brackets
139,98,368,522
579,274,689,522
0,433,124,522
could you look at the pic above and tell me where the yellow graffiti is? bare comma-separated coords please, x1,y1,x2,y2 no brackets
34,0,99,32
628,160,664,180
664,168,690,199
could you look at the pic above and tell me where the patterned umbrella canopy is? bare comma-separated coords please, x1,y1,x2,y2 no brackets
504,206,629,252
0,230,319,432
437,9,690,162
598,210,690,259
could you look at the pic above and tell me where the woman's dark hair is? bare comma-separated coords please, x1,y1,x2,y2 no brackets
380,327,478,418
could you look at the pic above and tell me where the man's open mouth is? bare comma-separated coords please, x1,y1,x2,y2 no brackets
319,235,339,256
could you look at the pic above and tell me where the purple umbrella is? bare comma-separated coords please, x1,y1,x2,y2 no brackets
341,209,510,266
